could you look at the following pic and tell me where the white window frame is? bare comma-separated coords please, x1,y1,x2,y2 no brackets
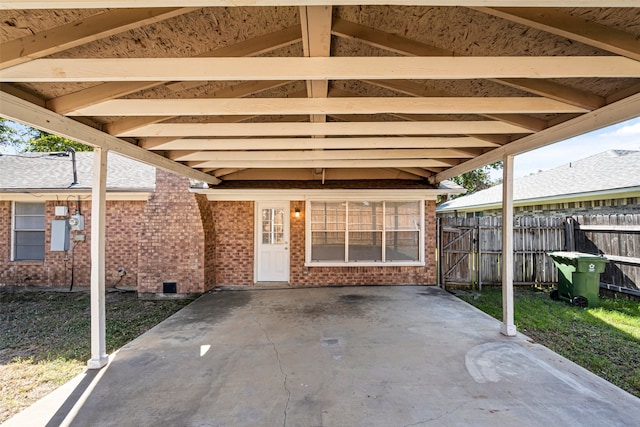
11,201,46,262
305,200,425,267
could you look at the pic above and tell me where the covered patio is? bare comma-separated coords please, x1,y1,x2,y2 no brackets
1,1,639,369
5,286,640,426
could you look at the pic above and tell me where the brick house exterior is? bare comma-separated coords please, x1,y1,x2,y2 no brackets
1,154,457,297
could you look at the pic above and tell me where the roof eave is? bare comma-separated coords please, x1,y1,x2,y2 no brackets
437,186,640,213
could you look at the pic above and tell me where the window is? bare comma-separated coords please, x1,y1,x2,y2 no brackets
12,202,46,261
308,200,423,265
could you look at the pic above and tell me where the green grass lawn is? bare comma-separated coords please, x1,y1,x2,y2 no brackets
0,290,190,423
457,288,640,398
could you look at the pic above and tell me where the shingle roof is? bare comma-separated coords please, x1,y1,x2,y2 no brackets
437,150,640,212
0,152,155,191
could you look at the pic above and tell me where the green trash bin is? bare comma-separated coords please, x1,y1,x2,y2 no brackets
547,252,609,307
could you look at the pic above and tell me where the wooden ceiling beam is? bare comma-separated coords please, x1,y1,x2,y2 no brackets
69,96,585,117
169,148,477,162
141,136,499,151
4,56,637,82
45,26,301,114
5,2,637,9
186,159,457,169
0,8,198,70
116,120,533,137
473,7,640,61
336,19,608,109
301,5,332,123
103,80,290,135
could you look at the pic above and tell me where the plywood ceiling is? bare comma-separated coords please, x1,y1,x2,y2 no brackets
1,2,639,185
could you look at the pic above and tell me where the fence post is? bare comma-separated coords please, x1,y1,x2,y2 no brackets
436,217,442,288
565,216,576,251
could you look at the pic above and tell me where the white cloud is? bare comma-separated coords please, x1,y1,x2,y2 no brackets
612,122,640,136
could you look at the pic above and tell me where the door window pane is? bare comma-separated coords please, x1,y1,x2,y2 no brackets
262,208,285,244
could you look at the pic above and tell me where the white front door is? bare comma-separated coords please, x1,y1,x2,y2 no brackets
256,202,290,282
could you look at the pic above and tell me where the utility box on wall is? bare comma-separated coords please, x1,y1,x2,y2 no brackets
51,220,70,251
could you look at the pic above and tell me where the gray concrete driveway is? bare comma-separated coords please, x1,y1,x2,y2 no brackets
8,286,640,426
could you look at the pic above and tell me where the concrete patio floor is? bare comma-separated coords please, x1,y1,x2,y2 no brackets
7,286,640,427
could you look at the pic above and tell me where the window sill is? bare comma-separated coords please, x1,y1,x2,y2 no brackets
304,262,425,268
10,260,45,265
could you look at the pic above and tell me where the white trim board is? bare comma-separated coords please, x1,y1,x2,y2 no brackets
193,188,449,201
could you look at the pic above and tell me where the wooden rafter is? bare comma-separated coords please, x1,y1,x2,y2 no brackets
102,80,290,135
363,80,549,131
333,18,608,109
3,56,637,82
0,8,198,69
473,7,640,61
45,26,301,114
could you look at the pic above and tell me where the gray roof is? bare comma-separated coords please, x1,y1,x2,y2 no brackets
437,150,640,212
0,151,155,191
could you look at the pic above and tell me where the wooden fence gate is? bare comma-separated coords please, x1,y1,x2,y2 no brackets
438,216,566,288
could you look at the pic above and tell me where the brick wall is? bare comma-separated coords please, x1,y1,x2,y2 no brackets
0,199,146,288
212,201,254,286
138,170,215,295
211,200,436,287
289,200,436,286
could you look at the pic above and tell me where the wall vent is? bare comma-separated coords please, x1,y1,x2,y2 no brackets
163,282,177,294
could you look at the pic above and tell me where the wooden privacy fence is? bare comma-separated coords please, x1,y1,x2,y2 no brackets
438,213,640,293
570,214,640,293
438,216,565,288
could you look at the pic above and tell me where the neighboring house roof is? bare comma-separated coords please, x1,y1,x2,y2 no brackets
0,152,155,192
437,150,640,213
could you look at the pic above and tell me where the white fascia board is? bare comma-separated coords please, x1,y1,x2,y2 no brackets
437,187,640,213
0,191,151,201
192,188,449,201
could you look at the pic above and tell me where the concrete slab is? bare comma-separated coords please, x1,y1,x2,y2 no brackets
6,286,639,427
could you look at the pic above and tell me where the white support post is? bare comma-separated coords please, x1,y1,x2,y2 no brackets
501,154,517,337
88,147,108,369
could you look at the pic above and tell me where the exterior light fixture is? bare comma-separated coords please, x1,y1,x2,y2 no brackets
294,208,301,218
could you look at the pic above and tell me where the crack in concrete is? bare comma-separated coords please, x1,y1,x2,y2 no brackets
402,401,468,427
256,318,291,427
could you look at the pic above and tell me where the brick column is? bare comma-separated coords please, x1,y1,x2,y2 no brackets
138,170,215,298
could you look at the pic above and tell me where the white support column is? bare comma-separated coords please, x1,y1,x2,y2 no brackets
501,154,517,337
88,147,109,369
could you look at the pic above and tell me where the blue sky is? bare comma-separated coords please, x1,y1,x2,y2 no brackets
494,116,640,180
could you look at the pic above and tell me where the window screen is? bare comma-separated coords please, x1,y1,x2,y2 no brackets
14,202,46,261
